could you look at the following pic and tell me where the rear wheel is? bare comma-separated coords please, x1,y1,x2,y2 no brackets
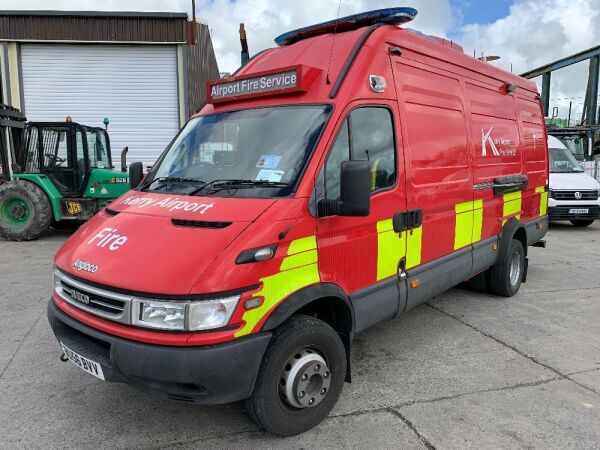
570,219,594,227
488,239,525,297
0,181,52,241
246,315,347,436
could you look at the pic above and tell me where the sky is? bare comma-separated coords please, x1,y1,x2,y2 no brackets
4,0,599,122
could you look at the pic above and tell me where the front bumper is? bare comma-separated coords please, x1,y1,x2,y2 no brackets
47,299,272,404
548,205,600,221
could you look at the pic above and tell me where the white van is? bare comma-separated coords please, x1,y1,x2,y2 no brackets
548,135,600,226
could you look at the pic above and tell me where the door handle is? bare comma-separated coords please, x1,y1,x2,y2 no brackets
493,175,528,196
393,209,422,233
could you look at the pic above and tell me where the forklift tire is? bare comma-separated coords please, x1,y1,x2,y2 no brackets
570,219,594,227
0,180,52,241
246,315,347,436
487,239,525,297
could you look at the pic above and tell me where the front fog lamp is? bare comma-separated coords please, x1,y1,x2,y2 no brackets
132,296,240,331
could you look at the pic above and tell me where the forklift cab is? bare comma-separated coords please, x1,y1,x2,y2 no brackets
22,122,111,196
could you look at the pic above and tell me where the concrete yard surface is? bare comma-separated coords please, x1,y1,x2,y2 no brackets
0,222,599,449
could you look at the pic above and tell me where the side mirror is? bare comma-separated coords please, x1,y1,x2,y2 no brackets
317,160,371,217
129,162,144,188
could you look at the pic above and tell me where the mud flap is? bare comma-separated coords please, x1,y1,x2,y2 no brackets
522,257,529,283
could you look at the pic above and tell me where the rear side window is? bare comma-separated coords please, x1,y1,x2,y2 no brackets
325,107,396,199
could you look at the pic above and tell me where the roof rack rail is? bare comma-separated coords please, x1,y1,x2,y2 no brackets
274,7,418,46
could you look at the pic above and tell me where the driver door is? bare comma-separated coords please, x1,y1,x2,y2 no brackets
39,125,79,196
316,101,409,333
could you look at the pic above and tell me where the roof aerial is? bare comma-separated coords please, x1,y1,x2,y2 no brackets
274,7,418,46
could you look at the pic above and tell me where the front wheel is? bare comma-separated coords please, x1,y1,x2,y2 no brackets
246,315,347,436
0,180,52,241
570,219,594,227
488,239,525,297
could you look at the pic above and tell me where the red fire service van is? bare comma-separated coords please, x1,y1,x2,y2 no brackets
48,8,549,436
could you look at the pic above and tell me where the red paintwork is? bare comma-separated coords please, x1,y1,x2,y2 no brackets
54,23,547,347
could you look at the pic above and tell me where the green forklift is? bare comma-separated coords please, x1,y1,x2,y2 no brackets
0,104,131,241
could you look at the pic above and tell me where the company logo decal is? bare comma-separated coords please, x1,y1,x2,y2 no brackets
481,126,517,157
65,201,83,215
120,195,214,215
88,227,128,251
575,191,582,200
64,286,91,305
73,259,99,273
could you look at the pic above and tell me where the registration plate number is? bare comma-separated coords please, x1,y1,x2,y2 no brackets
60,342,105,380
569,208,589,214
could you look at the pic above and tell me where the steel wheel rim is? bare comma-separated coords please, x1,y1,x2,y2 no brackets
0,196,31,228
509,252,521,286
279,347,331,409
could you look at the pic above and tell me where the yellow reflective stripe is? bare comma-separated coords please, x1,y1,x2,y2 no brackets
377,225,406,281
503,192,522,219
279,249,318,271
287,235,316,255
472,201,483,243
376,219,423,280
235,263,320,337
377,218,393,233
406,226,422,269
454,200,484,250
236,235,320,337
535,186,548,216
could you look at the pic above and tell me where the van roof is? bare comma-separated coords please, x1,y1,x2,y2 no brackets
203,9,537,112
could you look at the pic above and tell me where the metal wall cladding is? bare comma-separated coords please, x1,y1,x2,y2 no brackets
21,44,180,168
0,12,187,43
187,23,220,115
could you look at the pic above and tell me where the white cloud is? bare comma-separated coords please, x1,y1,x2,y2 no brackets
457,0,600,122
2,0,453,74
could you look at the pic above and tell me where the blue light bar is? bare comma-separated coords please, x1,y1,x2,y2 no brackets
274,7,418,46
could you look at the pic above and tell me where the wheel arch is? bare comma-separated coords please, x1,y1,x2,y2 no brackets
11,175,61,220
500,218,528,259
262,283,355,382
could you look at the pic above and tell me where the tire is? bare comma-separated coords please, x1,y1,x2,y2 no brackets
570,219,594,227
488,239,525,297
464,270,489,293
246,315,347,436
0,180,52,241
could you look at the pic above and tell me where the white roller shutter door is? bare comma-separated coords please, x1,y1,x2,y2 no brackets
21,44,180,168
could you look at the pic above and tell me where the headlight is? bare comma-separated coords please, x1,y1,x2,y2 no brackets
132,296,239,331
548,189,555,199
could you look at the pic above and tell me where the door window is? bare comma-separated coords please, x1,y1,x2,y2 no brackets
324,107,396,199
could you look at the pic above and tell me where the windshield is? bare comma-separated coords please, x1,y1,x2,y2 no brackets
85,129,110,169
557,136,585,160
146,105,332,197
549,147,584,173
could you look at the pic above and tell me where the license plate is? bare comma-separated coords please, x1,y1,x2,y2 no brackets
569,208,589,214
60,342,105,380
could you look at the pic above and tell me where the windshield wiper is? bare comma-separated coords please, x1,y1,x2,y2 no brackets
140,176,205,191
189,179,288,196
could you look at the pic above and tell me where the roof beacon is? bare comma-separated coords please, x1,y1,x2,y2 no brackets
274,7,418,46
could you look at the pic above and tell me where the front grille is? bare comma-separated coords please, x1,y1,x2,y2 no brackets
548,205,600,220
54,269,133,325
61,281,125,314
553,190,598,200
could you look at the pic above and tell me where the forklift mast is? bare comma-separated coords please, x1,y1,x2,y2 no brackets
0,104,27,181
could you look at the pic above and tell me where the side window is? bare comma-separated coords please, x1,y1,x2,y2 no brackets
41,128,70,168
324,107,396,199
25,127,40,173
325,120,350,199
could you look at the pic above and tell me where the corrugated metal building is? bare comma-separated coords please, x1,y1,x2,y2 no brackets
0,10,220,167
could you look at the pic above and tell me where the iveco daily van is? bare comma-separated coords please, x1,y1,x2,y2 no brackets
48,8,549,436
